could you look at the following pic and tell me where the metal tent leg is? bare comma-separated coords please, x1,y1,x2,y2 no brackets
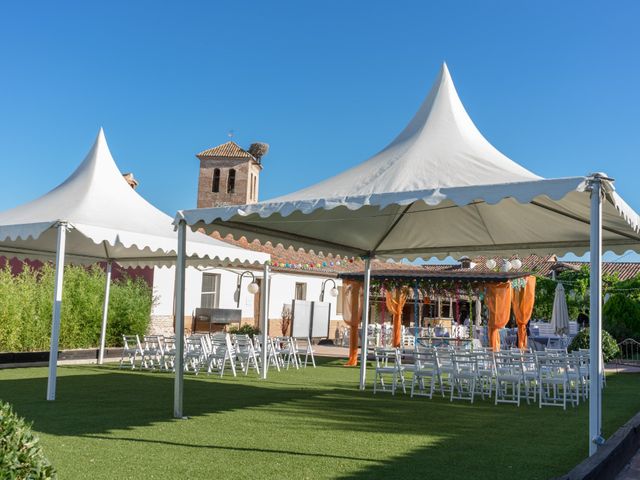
173,220,187,418
359,257,371,390
46,223,67,401
589,176,603,456
98,260,112,365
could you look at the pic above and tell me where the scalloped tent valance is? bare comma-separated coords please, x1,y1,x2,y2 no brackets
0,129,269,268
175,64,640,260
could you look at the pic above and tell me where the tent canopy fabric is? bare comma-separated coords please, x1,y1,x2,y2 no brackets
0,130,269,268
176,64,640,260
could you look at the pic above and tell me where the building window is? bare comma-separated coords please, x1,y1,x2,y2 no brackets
424,299,437,318
336,286,343,314
252,175,257,200
440,299,452,319
295,282,307,301
201,273,220,308
249,173,254,199
227,169,236,194
212,168,220,193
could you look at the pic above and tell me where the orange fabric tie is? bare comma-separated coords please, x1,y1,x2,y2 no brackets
385,288,408,347
511,276,537,350
485,282,512,352
342,280,363,366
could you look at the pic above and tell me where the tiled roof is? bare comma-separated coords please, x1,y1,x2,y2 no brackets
210,233,640,281
210,232,417,276
196,141,255,159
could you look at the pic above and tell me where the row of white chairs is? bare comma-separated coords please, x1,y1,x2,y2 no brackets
119,333,316,377
373,346,599,410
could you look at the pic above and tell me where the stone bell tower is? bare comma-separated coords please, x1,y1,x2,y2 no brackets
196,141,266,208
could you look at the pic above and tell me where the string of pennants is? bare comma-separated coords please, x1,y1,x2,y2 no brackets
269,257,359,270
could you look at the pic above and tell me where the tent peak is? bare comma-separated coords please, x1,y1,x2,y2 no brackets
269,64,541,201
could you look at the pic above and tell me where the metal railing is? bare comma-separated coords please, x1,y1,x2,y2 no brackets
614,338,640,366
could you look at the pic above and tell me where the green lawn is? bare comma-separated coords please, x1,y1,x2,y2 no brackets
0,359,639,480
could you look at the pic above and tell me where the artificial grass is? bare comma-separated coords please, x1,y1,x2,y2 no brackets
0,359,638,480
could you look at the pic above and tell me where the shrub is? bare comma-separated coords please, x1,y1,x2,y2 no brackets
0,264,153,352
603,293,640,341
0,401,56,479
228,324,260,337
568,328,620,362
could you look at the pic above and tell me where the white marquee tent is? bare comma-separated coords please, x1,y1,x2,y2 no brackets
0,129,269,400
174,64,640,455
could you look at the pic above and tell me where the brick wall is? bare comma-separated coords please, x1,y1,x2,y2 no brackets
197,157,253,208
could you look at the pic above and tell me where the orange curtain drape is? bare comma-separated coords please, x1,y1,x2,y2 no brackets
385,288,408,347
511,276,537,349
342,280,363,366
485,282,512,351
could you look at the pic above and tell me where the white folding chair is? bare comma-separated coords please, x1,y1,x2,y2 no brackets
292,337,316,368
450,352,477,403
207,333,237,377
141,335,164,370
410,349,438,398
494,353,524,406
119,334,143,369
373,348,406,395
434,347,454,397
274,337,299,370
185,336,207,374
235,334,260,375
538,354,572,409
160,335,176,371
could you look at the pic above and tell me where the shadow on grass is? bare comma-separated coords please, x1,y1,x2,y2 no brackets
0,360,355,437
77,434,378,463
1,359,638,480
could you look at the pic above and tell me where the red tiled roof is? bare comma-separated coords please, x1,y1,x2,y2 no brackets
211,232,417,276
196,141,255,159
210,233,640,280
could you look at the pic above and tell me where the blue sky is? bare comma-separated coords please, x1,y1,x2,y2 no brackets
0,1,639,260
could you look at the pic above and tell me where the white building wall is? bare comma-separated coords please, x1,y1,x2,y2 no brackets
150,265,344,337
152,266,257,318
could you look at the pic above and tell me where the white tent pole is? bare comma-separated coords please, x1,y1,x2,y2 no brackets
46,223,67,401
589,176,603,456
173,220,187,419
260,262,270,380
359,257,371,390
98,260,112,365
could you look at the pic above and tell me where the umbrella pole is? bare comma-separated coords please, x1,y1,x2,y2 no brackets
98,260,112,365
173,220,187,419
359,257,371,390
589,176,603,456
46,223,67,401
260,262,270,380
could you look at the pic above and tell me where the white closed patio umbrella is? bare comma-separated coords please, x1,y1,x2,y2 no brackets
551,283,570,335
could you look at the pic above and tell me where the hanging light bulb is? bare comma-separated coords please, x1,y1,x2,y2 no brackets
330,287,339,297
247,282,260,294
485,259,496,269
511,258,522,270
500,260,512,272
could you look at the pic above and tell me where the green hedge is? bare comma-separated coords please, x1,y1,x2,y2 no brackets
0,264,153,352
568,328,620,362
603,293,640,341
0,400,56,479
